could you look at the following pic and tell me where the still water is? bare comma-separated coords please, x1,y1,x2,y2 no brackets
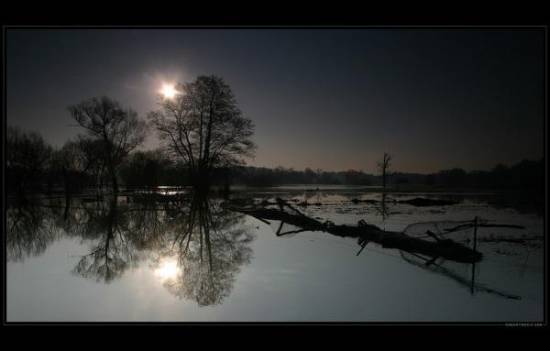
6,187,544,322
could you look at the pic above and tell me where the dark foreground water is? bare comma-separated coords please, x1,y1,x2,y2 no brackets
6,187,544,322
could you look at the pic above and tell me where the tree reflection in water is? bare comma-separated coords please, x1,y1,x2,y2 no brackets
6,197,59,262
6,192,255,306
72,197,139,283
160,196,254,306
6,191,531,306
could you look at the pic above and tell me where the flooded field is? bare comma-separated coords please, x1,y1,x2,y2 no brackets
6,186,545,322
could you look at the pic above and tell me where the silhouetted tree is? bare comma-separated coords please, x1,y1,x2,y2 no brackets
6,126,53,198
377,152,392,189
438,168,467,187
50,139,93,202
75,136,109,190
119,149,175,188
149,75,255,193
343,169,372,185
68,96,146,193
424,174,436,186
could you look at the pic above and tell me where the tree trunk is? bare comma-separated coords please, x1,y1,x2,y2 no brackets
191,164,211,195
64,193,71,220
108,164,118,194
222,168,231,198
62,167,72,214
196,169,211,194
112,172,119,194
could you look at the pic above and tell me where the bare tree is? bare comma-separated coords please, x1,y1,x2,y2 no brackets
148,75,255,193
377,152,392,190
75,136,109,192
68,96,146,193
6,126,53,197
50,140,86,213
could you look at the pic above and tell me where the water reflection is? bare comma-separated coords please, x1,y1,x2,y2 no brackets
376,193,390,225
157,196,254,306
240,197,532,300
6,189,542,315
6,198,59,262
155,257,180,282
399,251,520,300
72,198,138,283
6,193,255,307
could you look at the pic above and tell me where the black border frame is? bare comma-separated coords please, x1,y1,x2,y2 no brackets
1,23,547,329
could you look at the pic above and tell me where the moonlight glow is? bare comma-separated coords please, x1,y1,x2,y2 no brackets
155,258,180,282
160,83,179,99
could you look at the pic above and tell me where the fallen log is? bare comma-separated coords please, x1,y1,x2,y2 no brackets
397,197,459,207
225,198,482,264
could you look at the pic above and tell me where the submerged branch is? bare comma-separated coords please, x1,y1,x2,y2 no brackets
399,252,521,300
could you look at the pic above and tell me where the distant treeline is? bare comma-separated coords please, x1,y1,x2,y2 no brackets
391,160,544,190
229,160,544,190
5,125,544,196
230,167,375,186
116,154,546,191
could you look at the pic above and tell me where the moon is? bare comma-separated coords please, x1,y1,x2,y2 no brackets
160,83,179,99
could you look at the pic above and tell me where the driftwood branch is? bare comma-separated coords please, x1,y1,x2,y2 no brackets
225,199,483,264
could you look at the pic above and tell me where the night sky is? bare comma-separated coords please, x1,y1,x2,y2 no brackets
6,28,544,173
